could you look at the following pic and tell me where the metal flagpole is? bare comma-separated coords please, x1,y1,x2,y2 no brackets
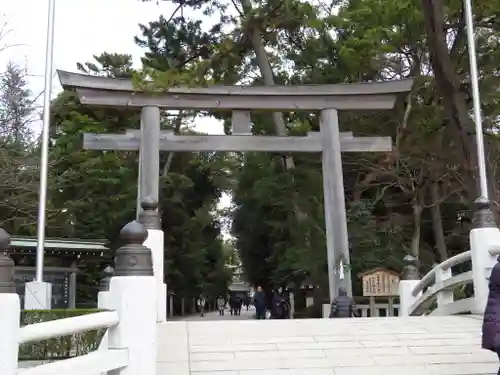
464,0,489,200
35,0,56,282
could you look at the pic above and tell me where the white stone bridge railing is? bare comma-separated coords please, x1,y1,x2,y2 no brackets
0,221,158,375
17,311,123,374
399,251,475,316
398,199,500,316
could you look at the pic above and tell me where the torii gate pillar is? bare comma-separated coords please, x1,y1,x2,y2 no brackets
321,109,351,299
136,107,161,218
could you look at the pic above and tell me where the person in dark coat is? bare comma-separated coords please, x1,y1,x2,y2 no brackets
253,286,267,319
482,256,500,374
329,287,357,318
229,294,237,316
271,288,290,319
235,297,242,315
244,297,250,311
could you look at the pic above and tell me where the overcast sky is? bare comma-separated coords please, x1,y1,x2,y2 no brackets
2,0,231,213
1,0,223,135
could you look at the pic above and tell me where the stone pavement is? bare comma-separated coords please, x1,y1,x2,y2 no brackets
156,315,499,375
177,306,256,321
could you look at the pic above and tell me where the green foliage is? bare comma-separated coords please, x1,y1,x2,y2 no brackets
132,0,500,297
7,0,500,306
0,62,40,234
47,51,230,300
19,309,105,360
49,88,139,240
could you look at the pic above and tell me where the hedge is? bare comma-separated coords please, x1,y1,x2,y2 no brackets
19,309,105,361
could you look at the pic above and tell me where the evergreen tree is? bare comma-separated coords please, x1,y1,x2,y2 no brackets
0,62,35,144
0,61,39,234
135,0,494,306
48,52,231,303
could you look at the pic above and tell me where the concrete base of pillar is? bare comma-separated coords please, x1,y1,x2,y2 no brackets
24,281,52,310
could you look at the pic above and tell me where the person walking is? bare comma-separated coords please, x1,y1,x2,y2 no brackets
271,287,290,319
253,286,267,320
329,287,358,318
235,297,242,316
217,295,226,316
244,297,250,311
229,294,236,316
197,295,206,317
482,256,500,374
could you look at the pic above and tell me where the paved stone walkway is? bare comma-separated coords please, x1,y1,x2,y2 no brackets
156,315,498,375
179,307,255,321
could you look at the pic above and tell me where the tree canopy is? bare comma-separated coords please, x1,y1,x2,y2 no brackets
135,0,500,297
3,0,500,306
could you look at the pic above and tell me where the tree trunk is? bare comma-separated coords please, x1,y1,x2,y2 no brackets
411,195,424,258
239,0,295,170
429,180,448,262
421,0,478,200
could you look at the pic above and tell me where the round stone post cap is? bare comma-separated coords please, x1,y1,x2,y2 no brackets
114,220,153,277
120,220,148,244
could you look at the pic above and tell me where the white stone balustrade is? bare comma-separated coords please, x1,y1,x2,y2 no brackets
399,199,500,316
0,221,157,375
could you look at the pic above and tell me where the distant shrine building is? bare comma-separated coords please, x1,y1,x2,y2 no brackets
8,237,109,309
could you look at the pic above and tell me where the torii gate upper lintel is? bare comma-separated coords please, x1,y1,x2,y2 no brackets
57,69,413,301
57,69,412,111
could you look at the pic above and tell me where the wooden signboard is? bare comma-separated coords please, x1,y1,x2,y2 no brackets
359,268,400,297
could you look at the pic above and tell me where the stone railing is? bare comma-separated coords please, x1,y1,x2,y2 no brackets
398,199,500,316
0,221,158,375
355,303,400,317
398,252,475,316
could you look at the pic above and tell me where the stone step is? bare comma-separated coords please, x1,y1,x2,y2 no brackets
156,315,498,375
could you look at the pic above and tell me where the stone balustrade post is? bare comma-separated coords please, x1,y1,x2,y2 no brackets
398,254,421,317
96,265,114,358
470,198,500,314
107,220,157,375
0,228,20,375
435,264,453,314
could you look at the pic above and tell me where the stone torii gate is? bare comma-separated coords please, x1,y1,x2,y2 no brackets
58,70,412,311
